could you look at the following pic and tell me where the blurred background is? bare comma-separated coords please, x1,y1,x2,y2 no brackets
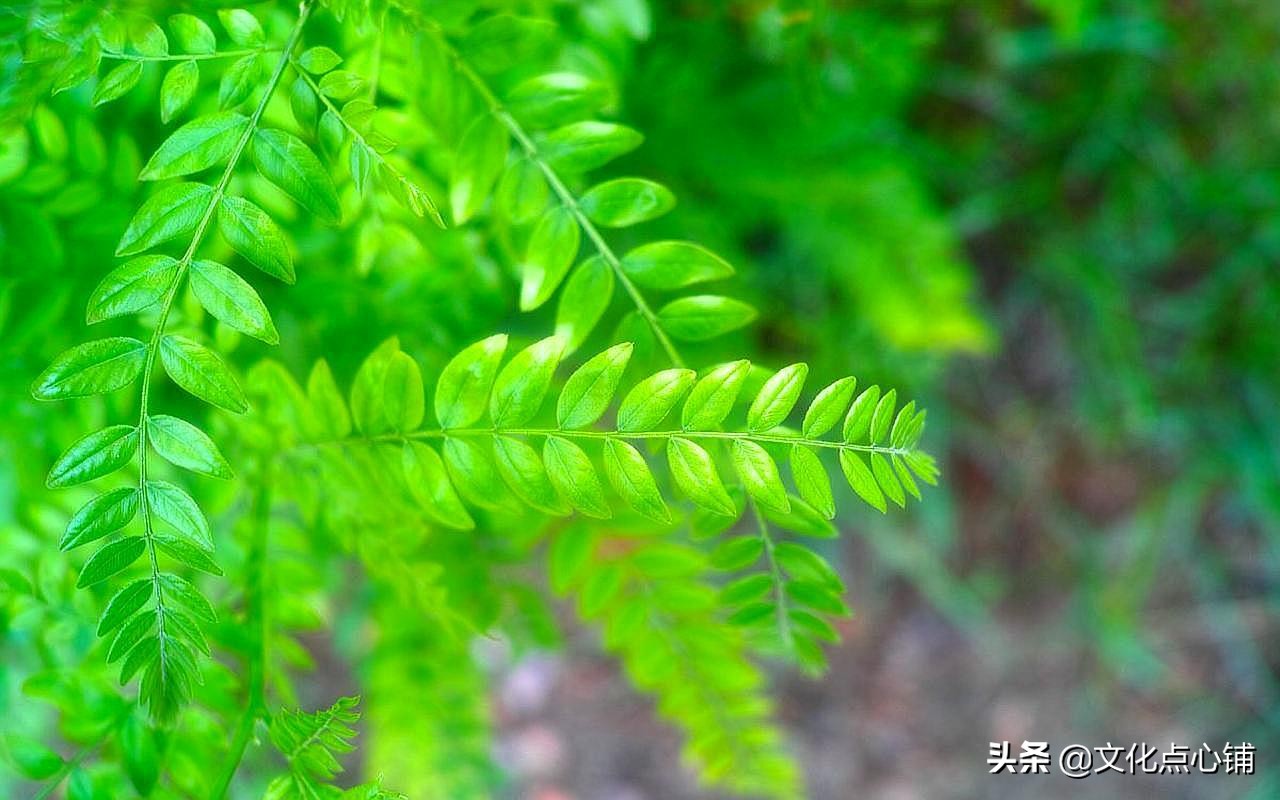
2,1,1278,798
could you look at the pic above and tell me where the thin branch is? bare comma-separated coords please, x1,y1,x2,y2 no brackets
440,37,687,368
134,0,313,704
102,47,279,63
288,52,443,226
749,498,794,651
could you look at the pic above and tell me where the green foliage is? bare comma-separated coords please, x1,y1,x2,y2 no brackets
3,2,952,799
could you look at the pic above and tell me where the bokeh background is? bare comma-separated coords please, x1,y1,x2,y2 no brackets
2,1,1278,798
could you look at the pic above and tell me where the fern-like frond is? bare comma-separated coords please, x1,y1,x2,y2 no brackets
283,334,935,525
26,2,360,724
389,14,756,367
553,522,802,799
266,695,405,800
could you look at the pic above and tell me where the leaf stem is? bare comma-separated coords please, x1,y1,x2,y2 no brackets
133,0,312,709
441,38,686,368
749,499,794,651
386,426,915,455
102,47,279,63
287,52,443,226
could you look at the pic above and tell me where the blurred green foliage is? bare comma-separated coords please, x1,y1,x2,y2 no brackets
2,0,1277,798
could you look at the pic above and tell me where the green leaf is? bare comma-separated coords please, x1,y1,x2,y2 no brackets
318,70,364,101
155,535,222,575
403,441,474,530
555,256,614,353
711,535,764,571
838,450,885,513
763,497,837,539
382,351,424,432
603,438,670,523
442,436,510,512
870,453,905,508
217,195,295,283
160,61,199,123
542,121,643,173
77,537,146,588
250,128,340,223
98,579,153,636
307,360,351,439
507,72,612,128
617,369,696,433
786,581,849,617
146,414,233,479
450,113,509,224
494,436,570,515
733,440,790,514
491,336,564,427
889,401,917,448
544,436,610,518
160,334,249,413
107,610,155,663
620,241,733,290
802,377,857,439
169,14,216,54
434,334,508,428
93,61,143,107
893,455,922,501
869,389,897,446
46,426,138,488
298,46,342,74
721,573,773,605
189,260,278,344
146,480,212,550
667,437,736,516
116,182,214,256
580,178,674,228
842,386,881,443
62,488,140,550
658,295,757,342
290,76,319,132
219,54,261,109
87,256,179,323
52,39,100,95
4,734,64,779
140,112,249,181
129,18,169,57
318,109,344,159
159,574,217,624
682,360,750,430
118,636,159,684
495,157,549,223
349,338,398,435
557,342,632,429
218,9,264,46
349,144,371,194
120,715,160,795
774,542,840,587
33,337,147,400
748,363,808,432
790,445,834,519
520,206,580,311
